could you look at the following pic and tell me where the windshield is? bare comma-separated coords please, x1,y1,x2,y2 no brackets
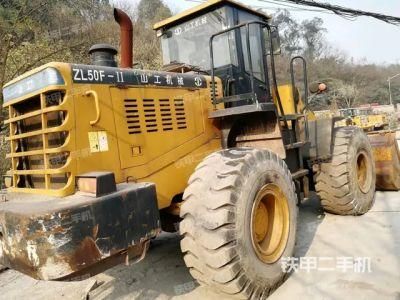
161,8,237,71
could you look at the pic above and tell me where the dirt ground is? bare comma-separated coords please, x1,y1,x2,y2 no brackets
0,192,399,300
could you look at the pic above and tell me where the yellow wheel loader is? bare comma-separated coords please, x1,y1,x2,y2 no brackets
0,0,376,298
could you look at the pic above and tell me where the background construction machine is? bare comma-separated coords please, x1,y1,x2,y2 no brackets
335,107,400,190
0,0,376,298
336,107,388,131
314,93,400,191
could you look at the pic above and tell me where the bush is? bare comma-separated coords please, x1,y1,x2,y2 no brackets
0,133,10,188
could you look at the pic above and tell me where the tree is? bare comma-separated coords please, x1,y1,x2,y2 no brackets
273,9,302,56
137,0,171,27
124,0,172,69
272,9,327,59
0,0,114,105
301,17,326,59
336,82,360,108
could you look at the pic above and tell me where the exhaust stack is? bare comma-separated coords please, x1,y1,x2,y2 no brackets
113,8,133,68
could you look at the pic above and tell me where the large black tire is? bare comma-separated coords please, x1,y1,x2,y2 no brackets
316,127,376,215
180,148,298,299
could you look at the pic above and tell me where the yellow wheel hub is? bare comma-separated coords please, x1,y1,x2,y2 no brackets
356,151,370,193
251,183,290,264
254,201,269,242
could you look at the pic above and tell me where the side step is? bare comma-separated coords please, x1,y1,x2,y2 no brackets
285,141,307,150
280,114,306,121
292,169,309,179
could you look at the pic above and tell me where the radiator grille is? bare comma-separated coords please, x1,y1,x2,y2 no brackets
124,98,188,135
5,90,71,193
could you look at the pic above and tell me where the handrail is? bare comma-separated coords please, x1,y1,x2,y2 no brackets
290,56,309,112
245,23,256,103
86,90,101,126
290,56,309,142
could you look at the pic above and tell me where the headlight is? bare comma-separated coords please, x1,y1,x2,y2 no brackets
2,67,65,103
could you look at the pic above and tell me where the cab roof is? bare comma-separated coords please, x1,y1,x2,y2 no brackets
153,0,271,30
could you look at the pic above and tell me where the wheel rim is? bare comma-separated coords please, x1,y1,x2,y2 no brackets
356,151,371,193
251,183,290,264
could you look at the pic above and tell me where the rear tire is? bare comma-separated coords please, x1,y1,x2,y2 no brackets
180,148,298,299
316,127,376,215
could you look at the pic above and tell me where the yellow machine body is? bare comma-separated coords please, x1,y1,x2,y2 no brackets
3,62,224,209
3,63,311,208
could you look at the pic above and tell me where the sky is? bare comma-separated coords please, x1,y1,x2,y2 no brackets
163,0,400,64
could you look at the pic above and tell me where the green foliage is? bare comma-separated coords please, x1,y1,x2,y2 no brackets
272,9,326,58
132,0,172,69
301,17,326,59
137,0,171,26
0,0,115,97
0,129,10,188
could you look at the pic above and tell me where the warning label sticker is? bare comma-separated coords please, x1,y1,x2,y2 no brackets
88,131,109,153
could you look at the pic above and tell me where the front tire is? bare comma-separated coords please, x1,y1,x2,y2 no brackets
180,148,298,299
315,127,376,215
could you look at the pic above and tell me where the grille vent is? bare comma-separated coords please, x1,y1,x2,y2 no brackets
124,99,141,134
210,81,220,98
160,99,173,131
143,99,157,133
174,99,187,129
124,98,187,135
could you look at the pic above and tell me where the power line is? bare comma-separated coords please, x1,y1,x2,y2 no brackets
184,0,333,15
263,0,357,20
184,0,206,3
259,0,333,14
185,0,400,25
274,0,400,25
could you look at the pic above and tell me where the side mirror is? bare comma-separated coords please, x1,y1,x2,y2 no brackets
271,27,281,55
266,26,281,56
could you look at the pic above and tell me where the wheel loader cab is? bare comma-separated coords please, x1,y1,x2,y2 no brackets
155,0,307,161
155,0,274,104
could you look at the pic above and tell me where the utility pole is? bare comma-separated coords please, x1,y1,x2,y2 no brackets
387,73,400,106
